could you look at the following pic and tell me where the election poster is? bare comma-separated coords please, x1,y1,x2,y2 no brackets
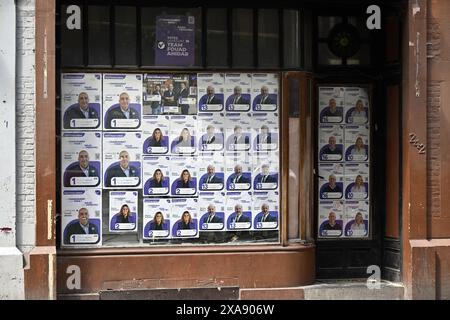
318,86,345,124
103,73,142,130
318,200,344,239
142,198,171,239
225,112,252,152
142,115,170,155
251,73,278,112
344,163,369,200
142,156,170,196
252,155,279,191
109,191,138,232
344,201,369,238
224,73,252,112
170,156,197,196
225,192,253,231
252,112,279,153
170,115,197,155
198,192,225,232
197,112,225,152
170,198,199,238
103,132,142,189
61,189,102,246
225,154,252,192
142,74,168,115
155,15,195,67
197,73,225,112
344,87,369,125
61,132,102,188
318,124,344,162
344,125,370,162
61,73,102,130
252,191,279,230
318,163,344,200
198,153,225,192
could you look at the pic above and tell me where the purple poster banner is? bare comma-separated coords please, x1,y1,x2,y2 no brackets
155,15,195,66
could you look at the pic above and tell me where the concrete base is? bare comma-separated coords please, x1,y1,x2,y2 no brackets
0,247,25,299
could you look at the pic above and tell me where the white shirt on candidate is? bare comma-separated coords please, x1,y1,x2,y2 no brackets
121,167,130,177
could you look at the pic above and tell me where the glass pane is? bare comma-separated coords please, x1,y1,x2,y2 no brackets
303,9,313,70
258,9,279,68
318,16,342,39
232,9,253,68
347,43,370,65
318,43,342,65
88,6,111,66
60,5,84,66
141,7,157,66
348,16,370,39
115,6,137,66
283,10,300,68
207,8,228,67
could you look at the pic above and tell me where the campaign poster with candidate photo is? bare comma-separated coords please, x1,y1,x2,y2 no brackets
225,112,252,152
344,87,370,125
318,163,344,200
170,156,197,196
143,198,171,239
318,200,344,238
344,200,369,238
61,132,102,188
197,73,225,112
61,73,102,130
61,189,102,246
142,115,170,155
251,73,278,112
344,125,370,162
171,198,199,238
109,191,138,232
252,191,279,230
344,163,369,200
225,192,253,231
198,153,225,192
103,132,142,189
173,73,198,115
170,115,197,155
142,74,169,115
103,73,142,130
318,86,345,124
197,112,225,152
252,112,279,153
224,73,252,112
252,155,279,191
142,156,170,196
198,192,225,232
225,154,252,192
318,124,344,162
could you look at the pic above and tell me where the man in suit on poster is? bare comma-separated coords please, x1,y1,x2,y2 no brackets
105,92,140,129
63,150,100,187
63,92,99,128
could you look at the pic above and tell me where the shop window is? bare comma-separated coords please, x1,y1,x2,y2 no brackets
258,9,279,68
206,8,228,68
232,9,254,68
60,5,84,67
88,6,111,66
283,10,301,69
115,6,137,66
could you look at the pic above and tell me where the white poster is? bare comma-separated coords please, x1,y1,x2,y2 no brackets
61,73,102,130
344,163,369,200
143,198,171,239
251,73,279,112
197,112,225,152
197,73,225,112
224,73,252,112
344,87,369,125
142,74,169,115
198,153,225,192
318,200,344,238
142,156,171,196
103,132,142,189
225,154,252,192
344,201,369,238
318,124,344,162
252,155,279,191
344,125,370,162
103,73,142,130
109,191,138,232
225,192,253,231
198,192,226,232
170,157,198,196
252,191,279,230
318,86,345,124
170,198,199,238
142,115,170,155
252,112,279,153
61,132,102,188
169,115,197,155
318,163,344,200
225,112,252,152
61,189,102,246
